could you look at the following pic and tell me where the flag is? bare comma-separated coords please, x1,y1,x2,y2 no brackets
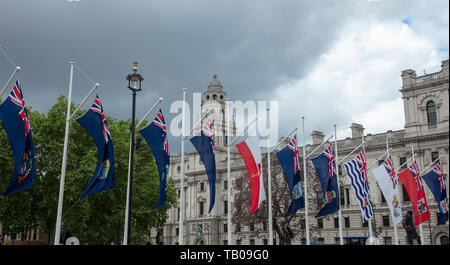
76,94,115,198
344,148,374,222
373,154,402,225
236,134,266,214
0,80,35,196
311,143,340,217
190,121,216,213
422,162,448,225
139,108,170,209
397,161,430,226
276,135,304,216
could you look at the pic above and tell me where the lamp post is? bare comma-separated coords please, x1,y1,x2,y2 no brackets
125,62,144,245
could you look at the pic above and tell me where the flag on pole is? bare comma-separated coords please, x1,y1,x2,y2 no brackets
0,80,35,196
422,162,448,225
276,135,304,216
236,134,266,214
139,108,170,209
76,94,115,198
373,154,402,225
397,161,430,226
311,143,340,217
190,121,216,213
344,149,374,222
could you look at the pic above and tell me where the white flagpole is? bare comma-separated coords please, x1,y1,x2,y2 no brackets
266,108,273,245
386,138,399,245
179,88,187,245
302,117,310,245
0,66,20,99
54,61,75,245
411,144,425,245
123,133,132,245
226,100,232,245
334,125,344,245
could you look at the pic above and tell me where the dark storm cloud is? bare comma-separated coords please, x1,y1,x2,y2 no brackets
1,0,448,154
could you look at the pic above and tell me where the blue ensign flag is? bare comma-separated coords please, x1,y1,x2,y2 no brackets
76,94,115,198
311,143,340,217
0,80,35,196
422,162,448,225
139,108,170,209
276,135,305,217
190,121,216,213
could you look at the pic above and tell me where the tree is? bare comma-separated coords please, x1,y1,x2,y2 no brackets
232,151,323,245
0,95,177,245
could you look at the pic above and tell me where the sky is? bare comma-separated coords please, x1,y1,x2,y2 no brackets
0,0,448,154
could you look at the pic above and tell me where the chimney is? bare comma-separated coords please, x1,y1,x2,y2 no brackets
311,130,325,145
401,69,417,88
350,123,364,139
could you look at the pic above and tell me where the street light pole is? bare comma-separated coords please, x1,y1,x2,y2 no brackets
124,62,144,245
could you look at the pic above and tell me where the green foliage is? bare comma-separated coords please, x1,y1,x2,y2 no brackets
0,95,176,245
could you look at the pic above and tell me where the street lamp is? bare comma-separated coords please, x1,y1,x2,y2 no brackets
125,61,144,245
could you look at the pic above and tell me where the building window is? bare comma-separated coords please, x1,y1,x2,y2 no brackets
250,239,255,245
176,228,179,236
177,208,180,220
338,165,343,175
263,222,267,231
383,215,390,227
426,101,437,124
431,151,440,163
362,221,368,228
263,239,268,245
224,200,228,214
317,218,323,229
200,182,205,192
249,222,255,232
335,238,340,245
224,180,228,190
223,240,228,245
301,238,306,245
384,237,392,245
381,188,386,203
334,217,339,228
345,217,350,228
440,236,449,245
236,239,241,245
340,187,345,205
235,223,241,233
224,223,227,233
199,202,204,216
400,157,407,169
378,160,384,166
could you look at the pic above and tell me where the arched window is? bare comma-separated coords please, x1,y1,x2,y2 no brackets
440,235,449,245
426,101,437,124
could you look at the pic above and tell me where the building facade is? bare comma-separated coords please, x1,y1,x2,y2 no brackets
162,60,449,245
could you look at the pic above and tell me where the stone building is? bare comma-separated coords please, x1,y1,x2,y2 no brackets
161,59,449,245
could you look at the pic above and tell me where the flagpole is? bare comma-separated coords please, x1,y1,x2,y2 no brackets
266,108,273,245
301,117,310,245
68,83,99,120
226,100,232,245
0,66,20,99
179,88,187,245
54,61,75,245
305,135,334,159
123,133,132,245
419,155,441,176
362,134,374,243
386,138,399,245
135,97,164,129
411,144,425,245
334,125,344,245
